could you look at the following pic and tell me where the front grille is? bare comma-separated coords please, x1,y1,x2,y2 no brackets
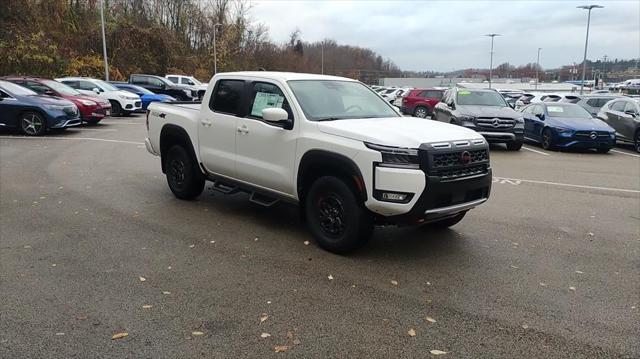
574,131,610,139
135,101,142,107
432,149,489,168
438,164,487,179
476,117,515,129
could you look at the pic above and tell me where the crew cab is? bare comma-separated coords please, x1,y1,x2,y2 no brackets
145,72,492,253
433,88,525,151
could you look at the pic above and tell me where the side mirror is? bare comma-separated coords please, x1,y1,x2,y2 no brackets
92,87,101,94
624,110,637,117
160,83,166,89
448,102,455,109
535,113,545,120
508,102,515,109
262,108,292,129
44,90,56,96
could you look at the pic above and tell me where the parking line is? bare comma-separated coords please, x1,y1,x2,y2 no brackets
0,136,144,145
610,149,640,158
521,146,550,156
496,176,640,194
100,121,144,125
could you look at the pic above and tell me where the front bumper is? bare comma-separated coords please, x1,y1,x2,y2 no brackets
556,137,615,150
121,99,143,112
462,121,524,143
50,117,82,128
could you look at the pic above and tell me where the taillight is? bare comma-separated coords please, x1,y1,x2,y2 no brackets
145,109,150,131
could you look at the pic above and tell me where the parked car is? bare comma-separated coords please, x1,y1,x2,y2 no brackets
56,77,141,116
379,87,406,102
400,88,444,118
433,88,524,150
129,74,197,101
597,98,640,152
541,94,563,102
2,76,111,124
521,102,615,152
110,82,175,111
145,71,492,253
165,74,207,98
514,93,561,109
561,94,622,117
0,80,81,135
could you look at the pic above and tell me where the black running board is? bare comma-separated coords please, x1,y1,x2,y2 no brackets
249,192,279,207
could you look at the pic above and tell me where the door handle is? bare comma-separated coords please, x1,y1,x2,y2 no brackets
237,125,249,134
201,120,212,127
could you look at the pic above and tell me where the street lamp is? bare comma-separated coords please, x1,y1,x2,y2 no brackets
484,34,501,89
535,47,542,91
99,0,109,81
213,23,222,74
321,40,324,75
577,4,604,94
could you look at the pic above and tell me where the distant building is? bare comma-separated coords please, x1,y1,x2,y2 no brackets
381,77,580,93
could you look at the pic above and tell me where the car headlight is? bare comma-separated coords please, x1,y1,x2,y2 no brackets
554,127,572,133
44,104,66,111
458,115,475,123
515,116,524,123
365,142,420,169
79,99,97,106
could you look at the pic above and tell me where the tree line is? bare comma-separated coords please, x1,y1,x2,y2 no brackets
0,0,402,82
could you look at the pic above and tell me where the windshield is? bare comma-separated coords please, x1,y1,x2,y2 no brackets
0,80,37,96
457,90,508,107
288,80,400,121
93,80,119,91
42,80,81,96
127,85,153,95
546,104,592,119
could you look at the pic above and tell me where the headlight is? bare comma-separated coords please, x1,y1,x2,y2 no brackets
458,115,475,123
365,142,420,169
554,127,572,133
79,99,97,106
515,116,524,123
44,104,66,111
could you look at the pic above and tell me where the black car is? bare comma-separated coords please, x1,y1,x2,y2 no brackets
597,98,640,152
128,74,197,101
433,88,524,150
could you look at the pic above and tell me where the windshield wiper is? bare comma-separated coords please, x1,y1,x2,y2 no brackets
315,117,343,122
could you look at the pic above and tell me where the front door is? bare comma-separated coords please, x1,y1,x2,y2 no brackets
235,81,298,195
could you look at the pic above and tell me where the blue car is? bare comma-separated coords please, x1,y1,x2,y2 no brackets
109,82,175,111
0,80,81,136
521,102,616,153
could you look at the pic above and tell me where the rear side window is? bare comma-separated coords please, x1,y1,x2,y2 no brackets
420,90,442,99
248,82,293,120
610,101,626,112
210,79,245,115
624,101,639,114
131,75,147,85
586,99,599,107
79,81,97,91
61,80,79,89
167,77,179,84
25,81,50,94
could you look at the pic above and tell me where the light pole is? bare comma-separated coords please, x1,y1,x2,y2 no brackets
99,0,109,81
535,47,542,91
321,41,324,75
213,23,222,74
577,4,604,94
484,34,501,88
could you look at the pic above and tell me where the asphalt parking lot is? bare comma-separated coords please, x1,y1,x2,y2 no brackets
1,114,639,358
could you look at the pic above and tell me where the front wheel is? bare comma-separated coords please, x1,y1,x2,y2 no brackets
164,145,205,200
541,128,555,150
414,106,429,118
110,101,123,117
305,176,373,254
506,141,523,151
427,212,466,229
19,112,46,136
635,132,640,153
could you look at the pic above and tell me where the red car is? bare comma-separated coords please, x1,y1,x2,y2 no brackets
1,77,112,124
401,88,444,118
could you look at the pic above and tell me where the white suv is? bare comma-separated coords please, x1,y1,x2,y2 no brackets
56,77,142,116
145,72,492,253
165,75,207,99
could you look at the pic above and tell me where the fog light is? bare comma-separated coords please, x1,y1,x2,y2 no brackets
382,192,407,201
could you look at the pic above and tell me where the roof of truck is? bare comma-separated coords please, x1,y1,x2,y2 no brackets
215,71,357,82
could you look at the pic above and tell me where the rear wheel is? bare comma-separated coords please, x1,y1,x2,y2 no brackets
19,112,46,136
414,106,429,118
635,131,640,153
541,128,555,150
305,176,373,254
427,212,466,229
164,145,205,200
506,141,523,151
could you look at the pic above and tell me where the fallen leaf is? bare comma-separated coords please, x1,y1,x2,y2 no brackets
303,241,310,245
189,244,195,248
274,345,289,353
23,245,32,249
267,301,272,304
260,314,269,323
260,333,271,338
510,265,519,269
286,331,294,339
210,240,215,243
575,270,584,274
425,316,436,323
142,305,152,309
391,280,398,286
254,237,259,241
192,331,204,336
569,286,576,291
407,328,416,337
293,339,301,345
430,350,447,355
55,332,65,336
111,332,128,340
539,282,548,287
522,324,529,329
167,266,172,270
587,232,594,236
162,291,171,295
139,276,146,282
51,264,57,267
426,282,432,286
328,274,334,280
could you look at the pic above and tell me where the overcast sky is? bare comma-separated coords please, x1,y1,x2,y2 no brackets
249,0,640,72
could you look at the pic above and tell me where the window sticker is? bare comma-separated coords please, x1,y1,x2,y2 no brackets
458,90,471,96
251,92,284,117
547,106,564,113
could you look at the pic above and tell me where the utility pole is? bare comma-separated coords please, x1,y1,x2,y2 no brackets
100,0,109,81
577,4,604,94
321,41,324,75
213,23,222,74
535,47,541,91
484,34,501,89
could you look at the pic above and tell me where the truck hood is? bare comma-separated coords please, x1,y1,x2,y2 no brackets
317,117,483,148
457,105,520,118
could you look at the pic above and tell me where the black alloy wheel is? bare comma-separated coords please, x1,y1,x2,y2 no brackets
635,132,640,153
164,145,205,200
541,128,554,150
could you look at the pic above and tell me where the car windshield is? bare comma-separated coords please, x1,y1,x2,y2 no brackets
0,80,37,96
546,104,592,119
93,80,119,91
42,80,81,96
288,80,400,121
457,90,508,107
128,85,154,95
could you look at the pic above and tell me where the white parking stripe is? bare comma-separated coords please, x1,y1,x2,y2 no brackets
521,146,550,156
73,128,119,132
610,149,640,158
100,121,144,125
0,136,143,145
496,176,640,194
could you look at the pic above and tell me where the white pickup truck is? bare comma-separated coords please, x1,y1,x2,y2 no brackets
145,72,492,253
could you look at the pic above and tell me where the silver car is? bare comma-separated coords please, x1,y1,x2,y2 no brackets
562,95,622,117
596,98,640,152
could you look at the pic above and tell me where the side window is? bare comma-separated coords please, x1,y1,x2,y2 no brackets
25,81,50,94
533,105,545,116
0,90,11,98
131,75,146,85
586,99,599,107
210,79,245,115
181,78,194,85
624,101,639,114
248,82,293,120
62,80,79,89
147,77,164,87
610,101,626,112
425,90,443,99
522,105,533,114
167,77,179,84
78,81,96,90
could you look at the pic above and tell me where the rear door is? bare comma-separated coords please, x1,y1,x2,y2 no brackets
198,79,245,178
619,101,640,141
235,80,298,195
0,89,22,127
530,104,546,141
607,100,628,138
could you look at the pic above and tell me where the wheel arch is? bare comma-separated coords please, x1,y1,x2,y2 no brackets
159,124,199,174
17,108,50,128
